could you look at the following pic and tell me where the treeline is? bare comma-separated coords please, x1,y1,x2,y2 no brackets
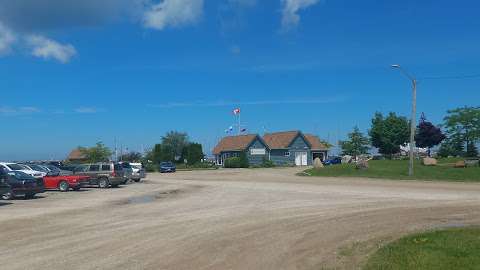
340,106,480,158
73,131,205,166
145,131,204,165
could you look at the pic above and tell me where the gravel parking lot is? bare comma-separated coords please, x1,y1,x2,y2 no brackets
1,168,480,270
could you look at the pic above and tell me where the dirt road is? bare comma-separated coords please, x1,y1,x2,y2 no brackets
1,168,479,269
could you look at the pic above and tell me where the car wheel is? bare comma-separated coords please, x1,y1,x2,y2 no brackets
134,179,141,183
2,192,13,200
98,178,109,189
58,181,69,192
25,193,35,200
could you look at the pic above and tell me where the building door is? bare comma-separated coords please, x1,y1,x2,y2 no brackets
295,152,308,166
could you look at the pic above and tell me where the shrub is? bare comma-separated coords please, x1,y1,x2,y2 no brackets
176,162,218,170
261,158,275,168
224,152,249,168
239,152,249,168
224,157,243,168
144,163,157,172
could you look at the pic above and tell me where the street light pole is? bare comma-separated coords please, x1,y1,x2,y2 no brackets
392,64,417,177
409,78,417,176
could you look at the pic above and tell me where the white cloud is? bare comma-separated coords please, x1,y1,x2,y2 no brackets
0,22,15,55
26,35,77,63
0,106,41,115
74,107,99,114
143,0,204,30
281,0,320,31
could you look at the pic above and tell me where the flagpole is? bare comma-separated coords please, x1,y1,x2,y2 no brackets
238,112,241,135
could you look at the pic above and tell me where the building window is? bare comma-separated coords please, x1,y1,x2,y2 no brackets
285,151,290,157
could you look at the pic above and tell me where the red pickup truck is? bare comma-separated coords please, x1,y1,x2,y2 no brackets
43,175,90,192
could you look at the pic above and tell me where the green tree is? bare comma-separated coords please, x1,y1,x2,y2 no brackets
161,144,175,162
148,144,174,163
466,142,479,157
149,144,162,164
79,142,112,163
369,112,410,158
443,106,480,157
340,126,370,159
161,131,189,161
184,143,204,165
437,135,465,158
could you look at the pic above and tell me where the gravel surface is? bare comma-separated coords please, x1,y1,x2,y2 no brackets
1,168,479,269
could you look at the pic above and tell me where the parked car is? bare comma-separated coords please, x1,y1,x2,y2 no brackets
43,175,90,192
19,164,49,178
74,163,127,188
47,161,63,168
159,162,176,173
59,164,81,173
129,163,146,182
21,164,50,174
1,171,45,200
0,167,11,197
119,162,134,182
42,164,73,176
0,162,45,179
322,156,342,166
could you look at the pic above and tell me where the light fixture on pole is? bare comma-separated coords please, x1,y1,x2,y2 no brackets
391,64,417,177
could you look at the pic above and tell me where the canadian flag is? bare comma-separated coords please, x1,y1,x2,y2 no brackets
233,108,241,115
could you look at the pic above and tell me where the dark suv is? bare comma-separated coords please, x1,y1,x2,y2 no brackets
0,167,11,197
74,163,127,188
1,171,45,200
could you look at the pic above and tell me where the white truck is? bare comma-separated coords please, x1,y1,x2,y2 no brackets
129,163,146,182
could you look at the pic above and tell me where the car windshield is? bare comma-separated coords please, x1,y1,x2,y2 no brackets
161,162,174,166
8,171,35,179
29,164,48,172
46,165,60,171
75,165,87,172
6,164,25,170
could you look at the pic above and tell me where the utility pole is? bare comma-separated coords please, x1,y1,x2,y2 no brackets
392,64,417,176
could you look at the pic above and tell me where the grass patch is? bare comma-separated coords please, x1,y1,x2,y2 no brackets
364,227,480,270
303,159,480,182
175,163,219,171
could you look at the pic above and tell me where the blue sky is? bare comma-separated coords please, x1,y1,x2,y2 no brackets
1,0,479,160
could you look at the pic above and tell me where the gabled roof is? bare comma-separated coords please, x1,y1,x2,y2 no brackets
263,131,309,149
213,134,261,155
304,134,329,150
67,148,87,161
263,131,330,150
